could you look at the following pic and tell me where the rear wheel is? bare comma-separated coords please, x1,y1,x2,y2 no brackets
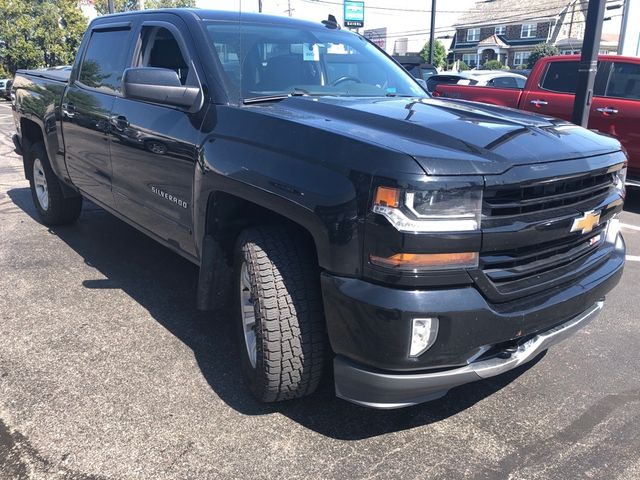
234,226,325,402
27,142,82,225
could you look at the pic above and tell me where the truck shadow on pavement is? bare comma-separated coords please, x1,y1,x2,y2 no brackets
8,187,543,441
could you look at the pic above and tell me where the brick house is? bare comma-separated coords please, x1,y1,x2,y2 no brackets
450,0,602,68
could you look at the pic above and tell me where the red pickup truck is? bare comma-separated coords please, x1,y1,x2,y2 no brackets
436,55,640,180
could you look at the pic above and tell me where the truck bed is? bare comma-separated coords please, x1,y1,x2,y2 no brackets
435,84,523,108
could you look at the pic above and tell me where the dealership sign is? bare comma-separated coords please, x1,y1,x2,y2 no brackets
364,27,387,50
344,1,364,28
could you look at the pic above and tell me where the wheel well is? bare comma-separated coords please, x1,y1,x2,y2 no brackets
206,192,319,266
20,119,44,180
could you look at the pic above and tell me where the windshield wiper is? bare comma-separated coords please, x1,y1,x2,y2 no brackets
243,88,311,104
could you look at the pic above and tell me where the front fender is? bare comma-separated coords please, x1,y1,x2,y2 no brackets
193,136,368,276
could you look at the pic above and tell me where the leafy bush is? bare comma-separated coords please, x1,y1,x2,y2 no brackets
527,44,560,69
483,60,504,70
458,60,470,71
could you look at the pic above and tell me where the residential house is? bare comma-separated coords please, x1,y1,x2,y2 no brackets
450,0,616,69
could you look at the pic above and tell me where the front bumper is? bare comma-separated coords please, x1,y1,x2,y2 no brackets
322,233,624,408
334,301,602,408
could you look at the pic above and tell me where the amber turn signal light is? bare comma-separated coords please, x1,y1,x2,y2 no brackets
373,186,400,208
370,252,479,269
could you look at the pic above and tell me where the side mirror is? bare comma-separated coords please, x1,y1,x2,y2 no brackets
122,67,201,109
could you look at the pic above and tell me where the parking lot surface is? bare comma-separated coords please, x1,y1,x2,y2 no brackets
1,100,639,480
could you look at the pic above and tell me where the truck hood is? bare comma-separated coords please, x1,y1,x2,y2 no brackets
258,96,621,175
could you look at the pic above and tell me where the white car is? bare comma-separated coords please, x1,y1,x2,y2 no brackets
457,71,528,89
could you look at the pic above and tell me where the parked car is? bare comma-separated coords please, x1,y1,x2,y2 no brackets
4,80,13,100
11,10,625,409
393,55,438,80
435,55,640,181
0,78,10,100
426,71,527,93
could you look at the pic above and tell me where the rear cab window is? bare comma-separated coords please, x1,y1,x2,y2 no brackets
78,27,132,94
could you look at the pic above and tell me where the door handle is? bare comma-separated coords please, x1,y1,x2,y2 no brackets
110,115,129,131
595,107,619,116
530,99,548,107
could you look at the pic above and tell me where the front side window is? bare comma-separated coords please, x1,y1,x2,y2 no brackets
605,62,640,100
138,26,191,85
205,22,425,101
467,28,480,42
521,23,537,38
79,28,131,93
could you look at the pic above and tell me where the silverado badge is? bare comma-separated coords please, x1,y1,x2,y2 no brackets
570,210,601,234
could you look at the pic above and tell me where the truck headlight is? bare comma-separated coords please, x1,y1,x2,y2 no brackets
614,166,626,198
372,186,482,233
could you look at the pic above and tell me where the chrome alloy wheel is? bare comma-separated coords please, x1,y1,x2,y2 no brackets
240,261,257,368
33,158,49,211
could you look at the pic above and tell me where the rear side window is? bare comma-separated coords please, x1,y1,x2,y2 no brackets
605,62,640,100
488,76,518,89
79,28,131,93
540,61,578,93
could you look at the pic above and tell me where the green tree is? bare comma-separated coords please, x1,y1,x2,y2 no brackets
0,0,86,74
457,60,470,71
483,59,504,70
94,0,195,14
419,40,447,69
526,43,560,69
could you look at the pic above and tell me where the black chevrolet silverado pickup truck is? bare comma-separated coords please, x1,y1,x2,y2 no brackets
11,9,626,409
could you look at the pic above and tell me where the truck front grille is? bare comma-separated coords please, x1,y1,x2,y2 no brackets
477,167,621,303
483,171,614,218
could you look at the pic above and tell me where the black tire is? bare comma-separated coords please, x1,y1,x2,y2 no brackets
234,226,325,402
27,142,82,225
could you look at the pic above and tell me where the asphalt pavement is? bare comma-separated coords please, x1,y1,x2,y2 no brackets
1,99,639,480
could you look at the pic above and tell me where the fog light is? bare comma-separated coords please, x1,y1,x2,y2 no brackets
409,318,439,357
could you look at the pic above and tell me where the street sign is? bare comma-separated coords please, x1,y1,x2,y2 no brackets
344,0,364,28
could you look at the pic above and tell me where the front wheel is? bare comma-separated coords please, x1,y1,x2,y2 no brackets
234,226,325,402
27,142,82,225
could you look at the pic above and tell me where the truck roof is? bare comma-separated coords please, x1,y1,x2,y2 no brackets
93,8,331,31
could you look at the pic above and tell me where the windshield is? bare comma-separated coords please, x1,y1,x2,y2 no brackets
205,21,425,101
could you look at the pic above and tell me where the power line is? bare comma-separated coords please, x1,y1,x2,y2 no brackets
381,14,622,40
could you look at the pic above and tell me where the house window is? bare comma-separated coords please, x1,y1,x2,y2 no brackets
521,23,537,38
495,26,506,36
462,53,477,67
561,49,581,55
467,28,480,42
513,51,531,66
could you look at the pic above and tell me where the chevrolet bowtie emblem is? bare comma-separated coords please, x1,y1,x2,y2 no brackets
570,210,601,234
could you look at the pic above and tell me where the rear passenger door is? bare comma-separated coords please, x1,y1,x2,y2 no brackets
592,60,640,177
62,23,134,208
109,17,202,257
520,59,607,123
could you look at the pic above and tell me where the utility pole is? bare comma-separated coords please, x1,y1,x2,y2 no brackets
428,0,436,65
107,0,115,13
258,0,262,13
571,0,606,127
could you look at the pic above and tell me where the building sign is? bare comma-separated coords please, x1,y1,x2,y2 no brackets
364,27,387,50
344,1,364,28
